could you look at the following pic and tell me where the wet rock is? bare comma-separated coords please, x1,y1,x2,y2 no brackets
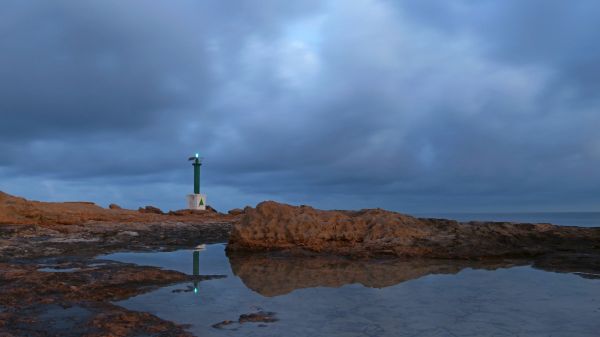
85,303,195,337
239,311,278,324
0,221,233,261
212,320,237,329
228,201,600,259
0,261,220,336
0,302,195,337
212,311,278,329
0,262,188,306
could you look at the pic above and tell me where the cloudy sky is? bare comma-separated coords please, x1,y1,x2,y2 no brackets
1,0,599,213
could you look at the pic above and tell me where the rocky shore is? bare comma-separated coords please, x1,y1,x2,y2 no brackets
0,191,237,260
2,192,600,336
0,258,225,336
0,191,236,336
228,201,600,259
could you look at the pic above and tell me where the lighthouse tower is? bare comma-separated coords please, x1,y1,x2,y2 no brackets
186,153,207,210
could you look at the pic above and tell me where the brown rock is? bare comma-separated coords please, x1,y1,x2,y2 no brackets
227,201,600,259
138,206,164,214
108,203,122,210
0,191,238,231
206,205,219,213
228,208,244,215
0,261,203,336
167,205,218,215
212,311,277,329
238,311,277,324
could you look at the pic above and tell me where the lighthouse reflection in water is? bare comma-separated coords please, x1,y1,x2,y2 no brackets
192,244,205,294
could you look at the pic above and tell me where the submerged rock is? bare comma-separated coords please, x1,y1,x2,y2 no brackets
0,261,203,336
212,310,278,329
227,201,600,259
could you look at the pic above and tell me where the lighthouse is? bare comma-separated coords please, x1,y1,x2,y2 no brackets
186,153,207,210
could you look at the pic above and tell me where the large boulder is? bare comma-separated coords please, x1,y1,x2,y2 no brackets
227,201,600,259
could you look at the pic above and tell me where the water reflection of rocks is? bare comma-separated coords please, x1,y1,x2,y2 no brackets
228,253,524,297
228,252,599,297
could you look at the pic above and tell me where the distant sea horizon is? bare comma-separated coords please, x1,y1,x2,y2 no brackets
415,212,600,228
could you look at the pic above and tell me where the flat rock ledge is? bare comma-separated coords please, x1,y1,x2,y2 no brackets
227,201,600,259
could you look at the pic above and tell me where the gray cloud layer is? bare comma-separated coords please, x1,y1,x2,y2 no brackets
1,0,599,212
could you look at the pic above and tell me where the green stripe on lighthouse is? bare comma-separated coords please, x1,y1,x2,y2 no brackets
192,153,201,194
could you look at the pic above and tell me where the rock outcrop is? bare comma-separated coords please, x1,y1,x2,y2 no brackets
227,201,600,259
0,191,237,227
0,191,239,260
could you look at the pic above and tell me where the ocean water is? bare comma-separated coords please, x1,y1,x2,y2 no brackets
99,244,600,337
417,212,600,227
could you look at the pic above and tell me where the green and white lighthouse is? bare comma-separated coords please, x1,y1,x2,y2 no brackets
186,153,207,210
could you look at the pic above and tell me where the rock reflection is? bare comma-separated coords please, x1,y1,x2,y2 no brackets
228,252,527,297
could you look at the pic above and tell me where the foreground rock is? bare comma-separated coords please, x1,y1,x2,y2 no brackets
0,221,233,261
227,201,600,259
0,191,239,336
0,259,224,336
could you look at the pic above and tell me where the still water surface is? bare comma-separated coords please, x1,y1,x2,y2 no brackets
99,244,600,337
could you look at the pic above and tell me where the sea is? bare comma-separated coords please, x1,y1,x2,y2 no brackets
416,212,600,227
98,242,600,337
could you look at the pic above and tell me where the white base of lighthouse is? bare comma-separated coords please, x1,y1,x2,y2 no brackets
187,193,207,210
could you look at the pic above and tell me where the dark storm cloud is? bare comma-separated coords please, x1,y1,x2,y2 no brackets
1,2,202,138
397,0,600,98
1,0,599,212
0,0,321,139
0,0,321,175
